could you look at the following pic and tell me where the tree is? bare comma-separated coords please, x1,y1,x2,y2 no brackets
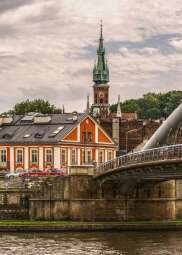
110,90,182,119
13,99,56,115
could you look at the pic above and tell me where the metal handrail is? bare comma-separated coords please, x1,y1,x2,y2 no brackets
95,144,182,175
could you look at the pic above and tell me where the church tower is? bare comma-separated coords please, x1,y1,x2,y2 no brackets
91,22,110,119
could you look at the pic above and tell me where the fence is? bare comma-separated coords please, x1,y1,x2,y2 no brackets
95,144,182,175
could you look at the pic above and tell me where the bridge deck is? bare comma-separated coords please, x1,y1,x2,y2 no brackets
94,144,182,183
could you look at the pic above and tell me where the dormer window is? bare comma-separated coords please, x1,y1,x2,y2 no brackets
24,134,31,138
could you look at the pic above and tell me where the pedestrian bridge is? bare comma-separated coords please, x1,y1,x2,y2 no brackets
94,144,182,186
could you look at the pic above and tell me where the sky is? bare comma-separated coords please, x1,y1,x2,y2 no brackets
0,0,182,113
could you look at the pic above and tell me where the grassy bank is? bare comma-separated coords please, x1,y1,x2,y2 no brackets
0,220,182,226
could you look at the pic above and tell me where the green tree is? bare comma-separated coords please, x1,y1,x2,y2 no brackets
13,99,56,115
110,90,182,119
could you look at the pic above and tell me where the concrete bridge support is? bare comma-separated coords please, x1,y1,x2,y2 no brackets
28,174,182,221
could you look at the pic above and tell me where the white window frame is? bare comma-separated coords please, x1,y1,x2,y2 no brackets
82,149,92,164
30,148,38,164
0,148,7,163
16,148,23,163
107,150,113,161
98,150,104,164
60,148,67,165
45,148,53,163
71,148,77,165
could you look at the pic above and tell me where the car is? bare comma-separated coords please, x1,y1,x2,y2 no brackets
5,169,28,178
20,169,49,177
19,169,38,177
19,168,65,177
47,168,64,176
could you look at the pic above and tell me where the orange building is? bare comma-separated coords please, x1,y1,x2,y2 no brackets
0,112,116,174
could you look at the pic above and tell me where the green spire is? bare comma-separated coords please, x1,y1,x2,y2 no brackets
93,21,109,85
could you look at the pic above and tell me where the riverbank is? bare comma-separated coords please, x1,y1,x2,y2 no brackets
1,220,182,232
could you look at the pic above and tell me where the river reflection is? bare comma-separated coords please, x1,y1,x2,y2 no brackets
0,231,182,255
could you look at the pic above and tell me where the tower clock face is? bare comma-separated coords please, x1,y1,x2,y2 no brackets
99,92,104,98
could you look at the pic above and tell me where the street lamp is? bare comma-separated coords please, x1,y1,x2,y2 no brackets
125,129,138,153
47,182,53,220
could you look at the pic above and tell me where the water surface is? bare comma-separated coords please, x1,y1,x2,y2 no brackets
0,231,182,254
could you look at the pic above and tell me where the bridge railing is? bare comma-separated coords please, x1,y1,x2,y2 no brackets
95,144,182,175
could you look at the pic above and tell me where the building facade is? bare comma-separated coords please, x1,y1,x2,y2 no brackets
0,113,116,173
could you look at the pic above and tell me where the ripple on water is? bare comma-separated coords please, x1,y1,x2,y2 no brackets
0,232,181,255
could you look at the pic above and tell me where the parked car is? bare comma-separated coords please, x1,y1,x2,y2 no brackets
19,168,65,177
20,169,41,177
5,169,28,178
0,170,8,177
47,168,64,176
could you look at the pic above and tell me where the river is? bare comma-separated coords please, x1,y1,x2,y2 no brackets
0,231,182,254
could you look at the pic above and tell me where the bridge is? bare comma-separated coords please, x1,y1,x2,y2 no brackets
94,102,182,191
94,144,182,185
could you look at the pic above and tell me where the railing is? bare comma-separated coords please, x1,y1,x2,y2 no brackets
95,144,182,176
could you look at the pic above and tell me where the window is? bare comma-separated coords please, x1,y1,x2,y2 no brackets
82,149,85,164
82,132,92,143
71,149,77,165
82,132,87,143
107,151,113,161
30,149,38,163
82,149,92,164
98,150,104,164
88,132,92,142
0,149,6,163
61,149,67,164
16,149,23,163
45,149,53,163
87,150,92,163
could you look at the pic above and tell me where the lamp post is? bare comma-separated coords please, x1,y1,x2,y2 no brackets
125,129,138,153
83,125,86,165
47,182,53,220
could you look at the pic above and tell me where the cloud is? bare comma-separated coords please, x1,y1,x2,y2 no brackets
0,0,181,113
169,38,182,51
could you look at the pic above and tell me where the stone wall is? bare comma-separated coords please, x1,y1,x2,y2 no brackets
29,199,126,221
0,174,182,221
0,177,29,219
29,175,182,221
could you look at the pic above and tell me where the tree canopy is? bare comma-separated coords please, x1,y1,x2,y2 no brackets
11,99,58,115
110,91,182,119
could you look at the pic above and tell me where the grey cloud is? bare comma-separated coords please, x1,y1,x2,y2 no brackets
24,4,61,24
19,86,61,102
0,24,17,37
19,83,88,103
0,0,35,14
